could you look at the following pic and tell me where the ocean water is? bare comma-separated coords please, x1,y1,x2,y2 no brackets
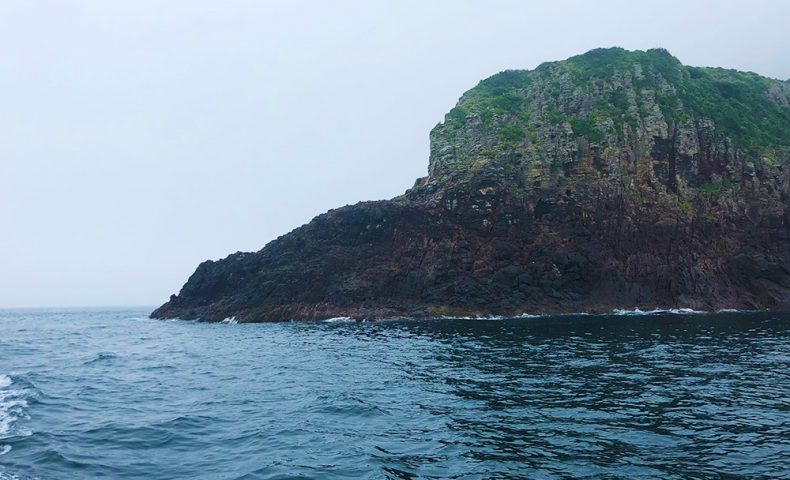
0,308,788,479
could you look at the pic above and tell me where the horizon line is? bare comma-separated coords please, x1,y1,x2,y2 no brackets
0,304,157,311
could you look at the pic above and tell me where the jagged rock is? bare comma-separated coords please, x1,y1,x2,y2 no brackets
152,48,790,322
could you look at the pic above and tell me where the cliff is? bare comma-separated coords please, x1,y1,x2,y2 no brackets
152,48,790,321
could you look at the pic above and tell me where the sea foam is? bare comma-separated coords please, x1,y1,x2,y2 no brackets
612,307,706,316
323,316,355,323
0,373,34,455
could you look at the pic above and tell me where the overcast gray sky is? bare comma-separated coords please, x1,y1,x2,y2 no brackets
1,0,788,308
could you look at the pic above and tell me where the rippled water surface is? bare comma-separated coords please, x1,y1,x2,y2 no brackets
1,308,789,479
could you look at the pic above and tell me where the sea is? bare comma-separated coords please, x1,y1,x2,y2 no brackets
0,307,788,479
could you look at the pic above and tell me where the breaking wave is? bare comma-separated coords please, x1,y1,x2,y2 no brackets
0,374,35,456
438,308,716,320
322,316,356,323
611,307,707,316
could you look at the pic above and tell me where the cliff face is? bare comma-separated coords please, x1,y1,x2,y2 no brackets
152,48,790,322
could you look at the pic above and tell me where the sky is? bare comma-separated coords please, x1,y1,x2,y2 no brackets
1,0,789,308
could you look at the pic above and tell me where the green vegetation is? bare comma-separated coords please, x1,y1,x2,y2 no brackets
544,108,565,124
667,192,694,214
763,149,781,167
700,180,733,195
609,90,630,110
480,147,496,159
443,70,533,131
446,105,469,125
498,123,526,144
570,115,605,143
445,47,788,155
472,69,531,97
469,158,488,175
681,67,790,150
562,47,685,87
491,92,524,113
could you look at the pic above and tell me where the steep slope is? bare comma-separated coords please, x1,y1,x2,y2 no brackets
152,48,790,321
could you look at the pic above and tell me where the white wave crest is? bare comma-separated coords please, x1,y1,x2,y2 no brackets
612,307,706,316
514,312,592,319
0,374,34,452
220,316,238,324
323,316,355,323
515,313,544,318
437,315,507,320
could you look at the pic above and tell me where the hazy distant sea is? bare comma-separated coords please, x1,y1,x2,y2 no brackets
1,307,788,479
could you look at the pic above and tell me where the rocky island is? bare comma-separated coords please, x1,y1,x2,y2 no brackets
152,48,790,322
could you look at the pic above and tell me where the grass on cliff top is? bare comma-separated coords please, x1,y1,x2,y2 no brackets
444,47,790,154
565,47,686,85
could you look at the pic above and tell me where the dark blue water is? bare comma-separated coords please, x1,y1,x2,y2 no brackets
1,308,788,479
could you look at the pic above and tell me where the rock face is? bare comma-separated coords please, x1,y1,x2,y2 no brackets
152,48,790,322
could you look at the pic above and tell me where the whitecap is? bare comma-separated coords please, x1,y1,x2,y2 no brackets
438,315,501,320
323,316,355,323
612,307,706,316
668,308,706,314
514,312,592,318
515,313,544,318
0,397,27,438
0,374,34,443
613,308,657,316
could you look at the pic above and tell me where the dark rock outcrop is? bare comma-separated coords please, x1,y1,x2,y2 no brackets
152,48,790,321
